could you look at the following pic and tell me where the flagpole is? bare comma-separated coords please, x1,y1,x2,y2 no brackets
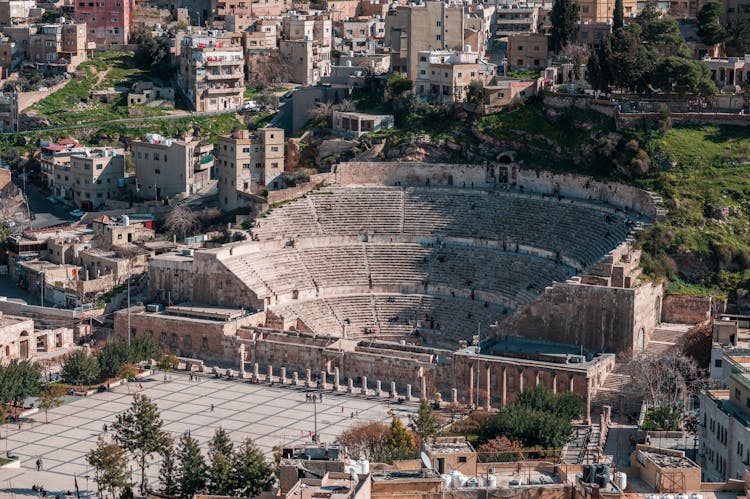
74,473,80,499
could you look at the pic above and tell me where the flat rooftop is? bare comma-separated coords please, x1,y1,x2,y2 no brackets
640,450,699,469
457,335,603,367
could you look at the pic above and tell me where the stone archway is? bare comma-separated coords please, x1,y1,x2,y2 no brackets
637,327,645,352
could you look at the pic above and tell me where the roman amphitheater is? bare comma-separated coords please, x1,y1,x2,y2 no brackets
121,161,668,422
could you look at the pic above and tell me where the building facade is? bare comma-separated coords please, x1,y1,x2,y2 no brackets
74,0,132,46
177,31,245,112
216,127,284,210
132,133,211,199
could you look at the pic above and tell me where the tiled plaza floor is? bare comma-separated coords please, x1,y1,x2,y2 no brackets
0,372,417,498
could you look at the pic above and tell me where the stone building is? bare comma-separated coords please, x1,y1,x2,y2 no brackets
0,313,34,361
279,39,331,86
0,0,35,27
216,127,284,210
699,353,750,481
65,147,126,211
494,3,541,37
132,133,212,200
332,110,394,138
385,0,467,80
506,32,548,70
0,92,18,132
415,50,495,104
177,31,244,112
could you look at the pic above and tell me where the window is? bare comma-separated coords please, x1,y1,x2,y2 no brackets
716,359,723,367
271,146,279,152
96,164,102,170
153,153,159,161
436,21,442,26
155,168,161,174
271,162,279,168
117,234,123,240
518,45,524,51
243,163,250,169
160,332,167,345
144,153,149,160
458,456,467,463
242,147,250,153
436,35,441,41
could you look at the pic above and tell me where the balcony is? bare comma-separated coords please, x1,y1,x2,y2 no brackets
205,57,243,66
206,72,243,80
206,85,243,94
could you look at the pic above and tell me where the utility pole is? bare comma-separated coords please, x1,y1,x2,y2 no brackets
476,322,480,410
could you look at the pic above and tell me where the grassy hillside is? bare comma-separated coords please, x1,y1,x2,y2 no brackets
476,104,750,300
29,51,172,125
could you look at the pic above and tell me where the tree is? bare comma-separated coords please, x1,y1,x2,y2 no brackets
132,27,177,81
158,353,179,371
38,383,65,423
550,0,579,53
385,417,418,461
652,57,717,95
586,44,609,94
230,437,274,497
386,72,413,100
117,363,138,382
164,206,199,241
466,80,485,107
628,350,699,410
516,386,582,421
337,421,390,461
725,17,750,56
409,400,440,444
159,435,178,496
86,436,129,498
696,1,726,45
609,26,652,92
62,350,100,387
208,427,234,495
176,433,207,498
613,0,624,30
112,394,169,493
0,360,41,405
476,436,523,462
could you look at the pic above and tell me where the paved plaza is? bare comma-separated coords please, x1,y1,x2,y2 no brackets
0,372,418,498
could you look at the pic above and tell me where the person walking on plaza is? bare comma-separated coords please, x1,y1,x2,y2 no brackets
36,457,42,471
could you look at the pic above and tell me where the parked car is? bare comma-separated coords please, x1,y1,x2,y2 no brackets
69,209,85,217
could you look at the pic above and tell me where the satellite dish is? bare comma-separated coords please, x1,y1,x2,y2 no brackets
420,451,432,470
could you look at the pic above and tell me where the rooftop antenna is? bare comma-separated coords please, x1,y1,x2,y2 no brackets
420,451,432,470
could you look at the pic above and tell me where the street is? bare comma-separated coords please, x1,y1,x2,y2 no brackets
13,177,76,229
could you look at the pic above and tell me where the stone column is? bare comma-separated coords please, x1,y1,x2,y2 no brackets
238,345,245,376
519,369,525,393
452,388,458,404
390,381,397,399
320,371,327,390
253,363,259,379
280,366,287,384
569,375,575,392
420,376,427,401
348,377,354,394
305,369,312,387
376,380,382,397
361,376,368,396
406,384,413,401
552,373,558,394
485,365,491,410
293,372,299,385
333,367,340,391
535,370,540,387
501,367,507,407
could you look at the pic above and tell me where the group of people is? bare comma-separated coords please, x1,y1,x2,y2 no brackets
305,392,323,402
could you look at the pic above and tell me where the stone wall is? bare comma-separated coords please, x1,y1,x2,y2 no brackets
542,92,618,117
17,79,70,111
266,173,334,205
334,162,663,220
661,295,714,324
494,280,663,355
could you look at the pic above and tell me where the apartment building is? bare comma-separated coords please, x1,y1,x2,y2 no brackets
132,133,213,200
699,355,750,482
0,37,16,77
0,0,36,27
74,0,133,46
280,39,331,86
216,127,284,210
282,14,333,46
415,49,494,104
0,92,18,132
41,139,85,190
211,0,287,20
385,0,466,80
495,4,540,37
177,31,245,112
507,32,549,69
29,21,88,71
333,17,383,53
62,148,126,210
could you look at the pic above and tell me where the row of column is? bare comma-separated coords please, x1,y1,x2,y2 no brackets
237,362,455,403
468,364,592,424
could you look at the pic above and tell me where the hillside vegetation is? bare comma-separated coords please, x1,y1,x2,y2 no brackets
476,102,750,301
